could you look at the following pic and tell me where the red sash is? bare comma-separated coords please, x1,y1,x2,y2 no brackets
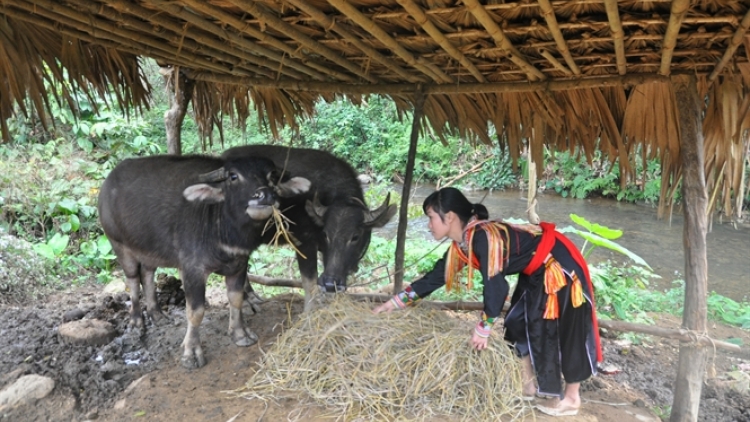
523,222,603,362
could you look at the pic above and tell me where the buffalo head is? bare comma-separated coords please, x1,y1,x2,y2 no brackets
183,157,310,222
305,193,397,293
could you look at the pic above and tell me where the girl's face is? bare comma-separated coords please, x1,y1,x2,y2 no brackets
426,207,450,241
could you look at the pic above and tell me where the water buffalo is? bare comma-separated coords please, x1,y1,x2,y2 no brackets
221,145,397,310
97,154,310,368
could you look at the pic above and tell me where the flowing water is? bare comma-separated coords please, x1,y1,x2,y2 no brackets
384,186,750,303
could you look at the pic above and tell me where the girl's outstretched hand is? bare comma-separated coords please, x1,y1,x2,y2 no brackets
372,299,396,314
470,331,489,351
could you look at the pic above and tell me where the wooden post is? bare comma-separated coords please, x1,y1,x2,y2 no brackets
162,66,194,155
669,74,709,422
393,91,426,293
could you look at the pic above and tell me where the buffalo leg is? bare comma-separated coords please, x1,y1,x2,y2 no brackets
296,247,320,312
180,270,206,369
118,253,145,329
226,271,258,347
140,265,168,325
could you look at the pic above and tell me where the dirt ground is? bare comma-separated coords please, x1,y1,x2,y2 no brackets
1,280,749,422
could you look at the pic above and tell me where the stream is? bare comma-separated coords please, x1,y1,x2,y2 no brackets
384,185,750,303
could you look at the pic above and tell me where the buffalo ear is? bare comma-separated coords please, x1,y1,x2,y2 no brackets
275,176,311,197
183,184,226,203
364,192,397,227
305,195,326,227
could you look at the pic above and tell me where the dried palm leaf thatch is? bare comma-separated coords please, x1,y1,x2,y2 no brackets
237,297,531,421
0,16,149,143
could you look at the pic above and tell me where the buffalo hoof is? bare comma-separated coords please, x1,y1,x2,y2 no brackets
128,314,145,329
243,291,264,315
181,350,206,369
231,327,259,347
148,309,171,326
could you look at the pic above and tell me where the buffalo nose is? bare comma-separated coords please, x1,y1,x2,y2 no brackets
318,275,346,293
255,187,276,206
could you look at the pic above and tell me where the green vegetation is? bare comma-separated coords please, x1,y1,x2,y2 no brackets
1,66,748,330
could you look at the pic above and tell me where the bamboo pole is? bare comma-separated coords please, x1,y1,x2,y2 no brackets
68,0,310,81
281,0,425,83
396,0,486,82
708,9,750,82
185,71,670,94
388,28,732,48
394,91,426,293
536,0,581,75
670,74,709,422
325,0,453,83
539,50,573,76
659,0,691,75
597,320,740,353
462,0,546,81
223,0,377,83
602,0,627,75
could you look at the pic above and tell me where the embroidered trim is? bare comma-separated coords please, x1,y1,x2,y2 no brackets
444,220,511,292
395,285,420,307
474,321,491,338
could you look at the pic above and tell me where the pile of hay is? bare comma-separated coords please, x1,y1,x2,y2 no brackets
238,296,532,421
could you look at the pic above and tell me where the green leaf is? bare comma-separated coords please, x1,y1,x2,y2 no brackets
48,233,70,256
569,214,622,239
57,198,79,214
97,235,113,255
33,243,55,260
559,226,651,269
69,215,80,232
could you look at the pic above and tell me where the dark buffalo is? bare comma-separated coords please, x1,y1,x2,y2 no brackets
97,154,310,368
221,145,397,309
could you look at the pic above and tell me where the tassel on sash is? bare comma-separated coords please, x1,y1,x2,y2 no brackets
542,258,567,319
570,271,585,308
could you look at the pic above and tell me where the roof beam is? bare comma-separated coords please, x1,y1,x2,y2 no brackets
223,0,378,83
71,0,315,81
186,72,670,95
708,9,750,83
326,0,453,84
462,0,546,81
396,0,486,82
281,0,425,83
602,0,627,75
536,0,580,75
659,0,691,75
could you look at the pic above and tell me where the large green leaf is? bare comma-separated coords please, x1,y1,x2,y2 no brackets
559,226,651,269
569,213,622,240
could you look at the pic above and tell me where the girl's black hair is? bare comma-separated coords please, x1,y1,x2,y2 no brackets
422,187,489,225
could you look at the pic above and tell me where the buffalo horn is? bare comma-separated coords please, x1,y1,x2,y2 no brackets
197,167,228,183
363,192,391,224
309,194,327,218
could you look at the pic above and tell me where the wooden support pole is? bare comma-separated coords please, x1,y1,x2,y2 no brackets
708,9,750,82
394,91,426,293
670,74,709,422
659,0,691,75
163,67,193,156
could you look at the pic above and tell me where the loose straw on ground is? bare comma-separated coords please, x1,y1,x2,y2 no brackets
233,296,533,421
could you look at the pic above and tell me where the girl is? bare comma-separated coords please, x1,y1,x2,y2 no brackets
373,187,602,417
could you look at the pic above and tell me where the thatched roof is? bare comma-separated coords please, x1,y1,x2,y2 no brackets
1,0,749,215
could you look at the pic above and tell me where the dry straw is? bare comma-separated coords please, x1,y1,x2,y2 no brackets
236,296,532,421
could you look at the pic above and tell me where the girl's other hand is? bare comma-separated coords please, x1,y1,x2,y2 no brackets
372,299,396,314
470,331,489,351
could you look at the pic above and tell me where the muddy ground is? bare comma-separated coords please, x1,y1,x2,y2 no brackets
1,280,749,422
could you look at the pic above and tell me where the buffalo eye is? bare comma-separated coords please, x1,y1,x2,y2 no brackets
350,234,360,243
229,172,239,182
